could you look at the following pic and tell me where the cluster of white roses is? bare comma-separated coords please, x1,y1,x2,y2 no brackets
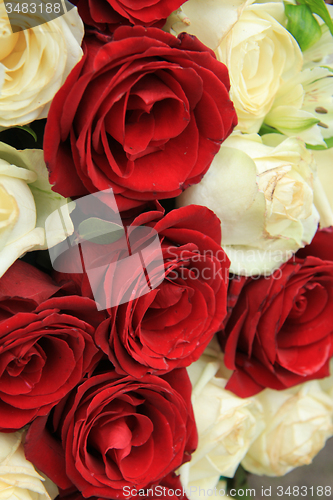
0,0,80,277
174,0,333,276
178,341,333,496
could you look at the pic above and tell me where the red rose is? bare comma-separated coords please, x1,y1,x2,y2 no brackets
72,0,185,31
0,260,103,431
25,368,197,499
296,226,333,261
55,205,229,377
44,27,237,211
219,228,333,397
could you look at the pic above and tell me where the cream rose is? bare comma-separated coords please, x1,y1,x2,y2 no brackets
0,430,56,500
0,0,83,126
242,380,333,476
164,0,248,52
177,132,333,276
0,142,73,277
178,343,263,499
215,1,303,133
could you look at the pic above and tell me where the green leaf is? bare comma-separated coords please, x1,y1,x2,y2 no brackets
320,65,333,74
77,218,125,245
285,4,322,51
227,465,252,499
296,0,333,36
258,123,283,136
12,125,38,142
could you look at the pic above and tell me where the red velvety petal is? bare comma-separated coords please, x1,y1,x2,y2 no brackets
0,260,60,308
45,27,236,204
153,205,222,246
0,399,39,432
93,206,227,377
91,0,124,24
223,252,333,396
36,296,107,329
277,336,332,376
25,415,73,490
296,227,333,261
45,57,91,198
29,370,196,497
112,0,184,25
225,366,266,398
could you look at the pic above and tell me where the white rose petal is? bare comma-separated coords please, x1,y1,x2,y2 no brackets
215,1,303,133
178,345,263,499
0,430,58,500
0,0,83,126
242,381,333,476
164,0,250,51
312,147,333,216
177,132,326,276
0,142,74,277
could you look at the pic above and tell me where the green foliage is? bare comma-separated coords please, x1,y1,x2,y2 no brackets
297,0,333,36
285,4,322,51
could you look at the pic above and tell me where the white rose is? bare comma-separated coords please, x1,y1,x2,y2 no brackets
164,0,249,52
178,343,263,499
215,1,303,133
0,430,57,500
0,142,74,277
242,380,333,476
0,0,83,126
176,132,333,276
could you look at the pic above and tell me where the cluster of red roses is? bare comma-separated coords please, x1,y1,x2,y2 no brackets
1,0,333,498
0,1,234,496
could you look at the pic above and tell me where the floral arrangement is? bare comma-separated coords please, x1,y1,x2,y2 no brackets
0,0,333,499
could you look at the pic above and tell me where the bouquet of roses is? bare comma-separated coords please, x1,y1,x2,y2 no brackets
0,0,333,499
